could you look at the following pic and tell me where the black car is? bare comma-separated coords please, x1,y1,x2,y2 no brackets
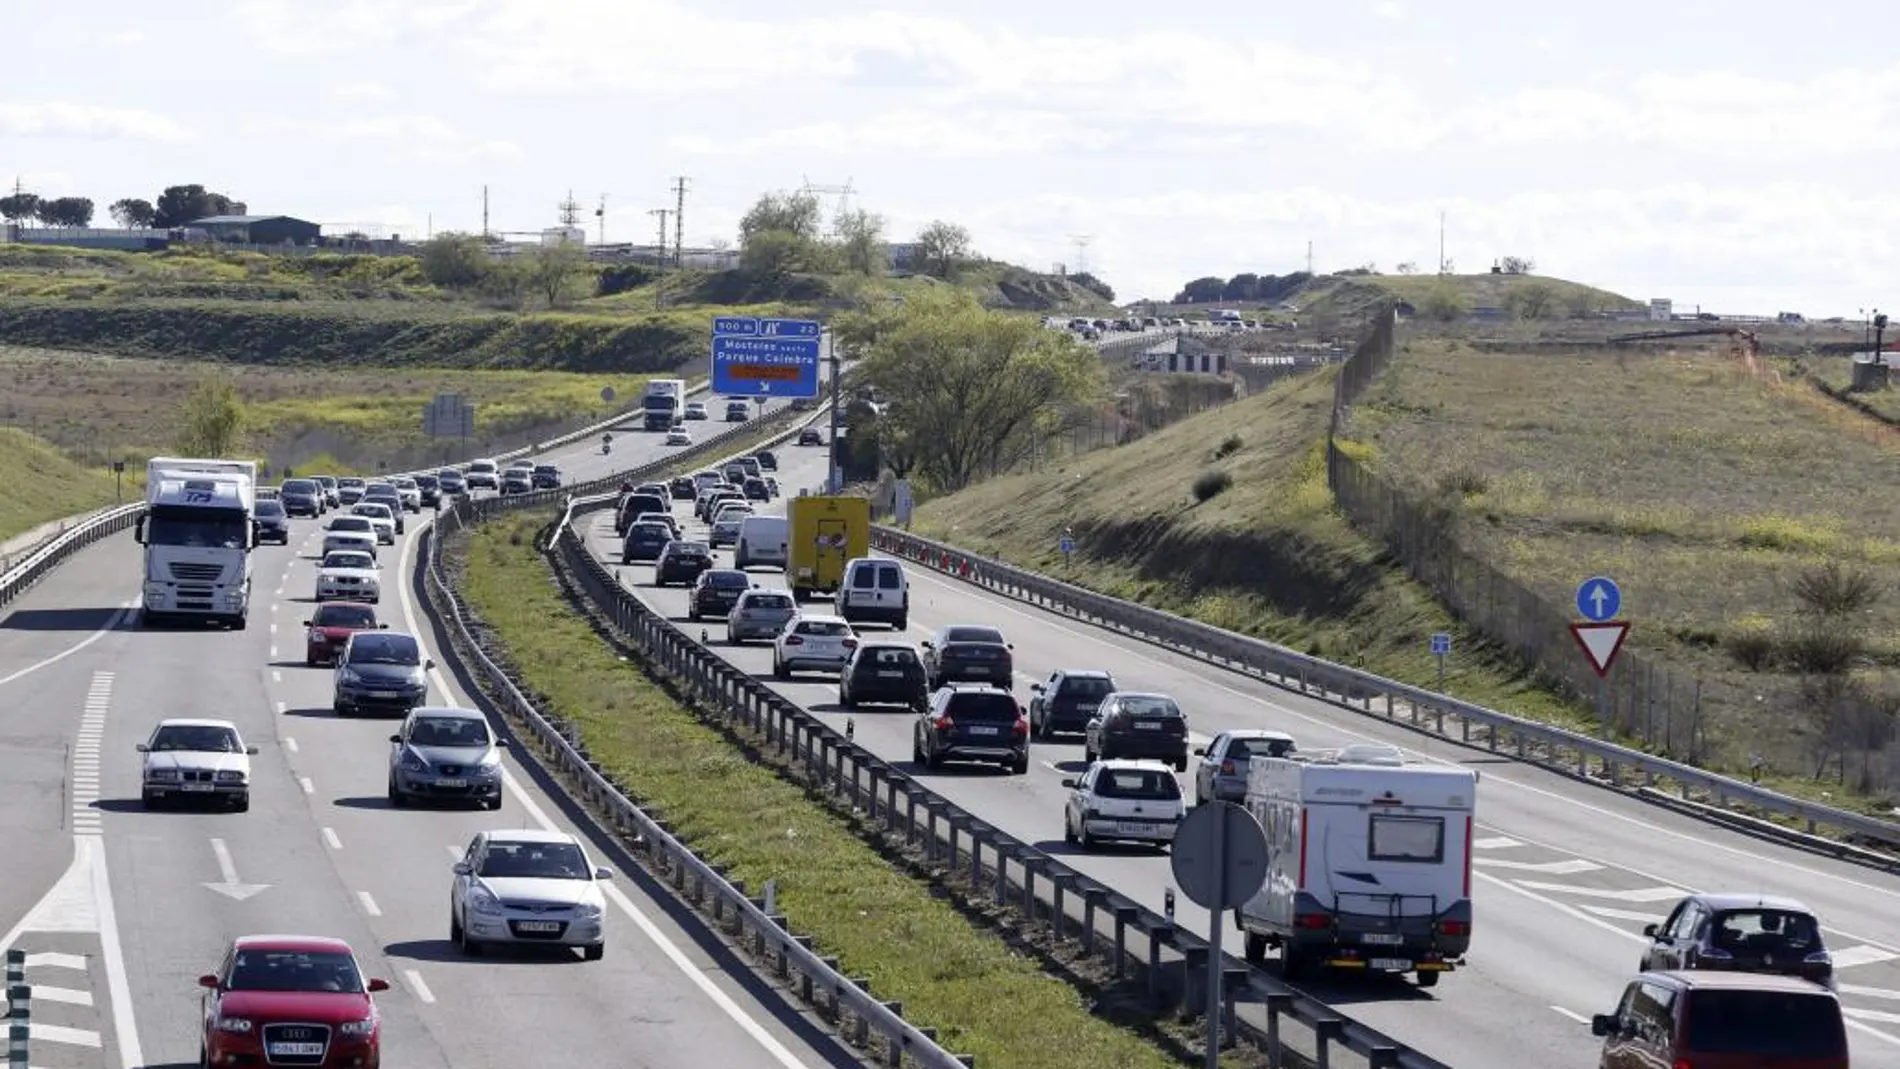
797,428,824,447
279,478,325,517
742,477,770,502
531,464,561,490
1083,692,1189,770
413,474,441,506
654,541,714,586
1640,893,1834,988
669,476,697,500
616,493,670,535
920,625,1014,689
253,499,291,544
839,643,928,710
1028,669,1118,738
753,450,777,471
688,569,752,620
913,684,1030,774
332,630,434,717
621,522,673,564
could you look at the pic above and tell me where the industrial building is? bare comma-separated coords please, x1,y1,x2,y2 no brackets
184,214,322,246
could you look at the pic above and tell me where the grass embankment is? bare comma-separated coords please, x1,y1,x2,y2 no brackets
455,505,1186,1069
1802,353,1900,425
0,427,127,545
910,368,1593,732
1145,272,1642,322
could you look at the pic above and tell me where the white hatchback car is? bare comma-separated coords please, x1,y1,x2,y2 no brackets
450,829,614,959
315,549,381,603
351,502,398,544
771,614,859,678
665,428,692,446
321,522,379,560
137,718,259,811
1061,759,1186,851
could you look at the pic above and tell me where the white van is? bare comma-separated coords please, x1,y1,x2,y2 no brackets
835,557,909,630
734,516,789,570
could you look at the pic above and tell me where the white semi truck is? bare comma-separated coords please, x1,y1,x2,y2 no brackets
1235,744,1476,988
135,457,259,629
642,378,686,431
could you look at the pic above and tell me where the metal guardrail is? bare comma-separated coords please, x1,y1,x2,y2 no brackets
5,948,27,1069
864,527,1900,859
0,377,720,611
419,410,979,1069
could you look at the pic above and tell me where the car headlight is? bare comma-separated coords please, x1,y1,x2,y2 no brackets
308,629,325,643
401,757,427,773
147,768,180,782
215,770,245,783
469,891,503,915
337,1017,375,1037
573,902,603,919
215,1016,252,1034
338,669,360,685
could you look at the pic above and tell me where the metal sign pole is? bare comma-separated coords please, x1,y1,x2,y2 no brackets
1203,818,1226,1069
826,336,842,493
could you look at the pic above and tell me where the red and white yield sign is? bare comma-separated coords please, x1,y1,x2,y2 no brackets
1569,621,1630,678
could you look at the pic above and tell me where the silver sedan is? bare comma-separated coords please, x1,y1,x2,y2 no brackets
449,830,613,959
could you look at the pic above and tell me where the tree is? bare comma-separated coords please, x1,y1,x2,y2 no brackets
174,373,246,457
35,197,94,228
1394,261,1419,275
109,197,156,228
856,290,1104,492
526,241,589,308
1070,271,1115,303
1221,273,1259,301
153,184,242,228
418,232,490,289
739,191,823,245
1505,280,1559,320
1419,281,1470,322
1500,256,1535,275
0,192,41,227
832,208,887,275
1173,276,1225,304
913,220,971,279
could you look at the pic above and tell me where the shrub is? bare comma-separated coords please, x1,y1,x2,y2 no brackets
1213,434,1243,459
1191,469,1232,502
1783,621,1863,675
1791,560,1881,617
1725,627,1777,672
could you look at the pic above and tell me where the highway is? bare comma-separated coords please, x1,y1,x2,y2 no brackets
578,443,1900,1069
0,387,849,1069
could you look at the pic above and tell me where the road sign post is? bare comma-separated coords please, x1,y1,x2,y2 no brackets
1169,802,1270,1069
1571,576,1630,732
892,479,914,529
1059,531,1075,569
422,393,475,441
1429,632,1451,690
710,317,822,400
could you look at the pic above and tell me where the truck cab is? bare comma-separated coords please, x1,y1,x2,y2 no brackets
135,457,259,629
642,379,686,431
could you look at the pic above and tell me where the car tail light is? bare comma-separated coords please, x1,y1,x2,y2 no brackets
1294,913,1330,931
1012,716,1029,738
1219,760,1235,775
1673,1060,1691,1069
1437,919,1469,937
842,638,858,648
934,714,955,731
784,636,804,646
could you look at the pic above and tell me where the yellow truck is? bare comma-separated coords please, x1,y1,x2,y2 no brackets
787,494,869,601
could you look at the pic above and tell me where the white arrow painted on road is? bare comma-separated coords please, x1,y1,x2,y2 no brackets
203,837,270,901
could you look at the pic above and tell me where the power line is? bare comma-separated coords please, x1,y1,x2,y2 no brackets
558,189,582,229
800,175,857,229
1067,234,1092,275
648,208,670,263
595,194,608,245
671,177,690,267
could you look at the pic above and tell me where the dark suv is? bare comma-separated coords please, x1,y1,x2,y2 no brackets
838,643,928,710
621,522,673,564
688,570,752,620
669,476,697,500
1028,670,1117,739
1591,971,1847,1069
654,541,713,586
531,464,561,489
912,684,1029,774
1084,692,1189,770
1640,894,1834,988
920,625,1013,689
615,493,669,535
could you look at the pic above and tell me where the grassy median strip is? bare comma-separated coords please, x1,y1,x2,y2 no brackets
456,507,1184,1069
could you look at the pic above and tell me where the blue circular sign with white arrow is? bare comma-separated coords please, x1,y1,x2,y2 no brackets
1575,576,1622,622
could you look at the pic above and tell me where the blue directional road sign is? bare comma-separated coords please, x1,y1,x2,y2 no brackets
1575,576,1622,622
1060,536,1075,555
711,317,822,399
1430,632,1451,656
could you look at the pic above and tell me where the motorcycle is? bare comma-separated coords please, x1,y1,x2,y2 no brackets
601,435,613,455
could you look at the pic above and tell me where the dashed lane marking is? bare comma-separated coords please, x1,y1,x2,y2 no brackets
31,983,94,1006
1472,836,1523,850
1578,905,1667,925
31,1020,103,1048
72,672,110,837
1512,881,1688,902
275,700,287,715
1834,946,1900,969
1549,1006,1590,1025
25,952,88,971
322,827,341,850
298,777,314,795
403,968,435,1004
284,737,298,753
356,891,381,917
1470,858,1603,875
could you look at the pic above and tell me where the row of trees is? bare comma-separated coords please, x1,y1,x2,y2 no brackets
735,189,979,282
416,231,592,309
1172,256,1540,305
0,184,247,230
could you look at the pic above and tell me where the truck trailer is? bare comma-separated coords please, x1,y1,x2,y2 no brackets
1236,744,1476,987
135,457,259,628
642,378,686,431
786,494,868,601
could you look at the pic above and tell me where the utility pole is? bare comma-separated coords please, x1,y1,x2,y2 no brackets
671,176,690,267
1068,234,1092,275
1307,240,1313,276
1438,211,1447,274
648,208,670,264
558,190,582,229
481,185,490,242
595,194,608,245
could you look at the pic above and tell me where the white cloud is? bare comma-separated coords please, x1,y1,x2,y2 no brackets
240,113,521,162
108,29,144,45
671,109,1108,160
232,0,479,54
1374,2,1404,19
0,101,192,142
331,82,394,100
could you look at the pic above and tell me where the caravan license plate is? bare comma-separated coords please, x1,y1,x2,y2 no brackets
268,1043,325,1058
1361,932,1404,945
1368,958,1411,971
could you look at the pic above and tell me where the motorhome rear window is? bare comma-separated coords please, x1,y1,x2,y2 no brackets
1367,814,1444,863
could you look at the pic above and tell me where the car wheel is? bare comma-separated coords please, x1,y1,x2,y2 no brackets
387,780,406,807
1064,813,1078,845
912,735,926,764
450,912,463,943
1035,711,1052,740
231,794,250,814
1243,932,1269,965
459,925,484,956
1415,970,1439,988
583,943,604,962
773,659,790,680
1083,742,1096,763
1010,753,1029,775
305,656,317,667
199,1042,209,1069
141,790,161,810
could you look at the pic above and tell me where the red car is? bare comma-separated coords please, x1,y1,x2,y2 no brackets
303,602,384,666
199,934,390,1068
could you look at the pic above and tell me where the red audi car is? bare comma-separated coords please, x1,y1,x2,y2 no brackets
199,934,390,1068
303,602,384,667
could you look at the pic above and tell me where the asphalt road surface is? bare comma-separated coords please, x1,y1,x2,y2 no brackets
0,384,847,1069
577,444,1900,1069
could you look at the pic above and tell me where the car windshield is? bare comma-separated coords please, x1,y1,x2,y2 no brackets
226,950,363,994
282,480,317,494
1227,736,1294,760
861,647,917,666
409,716,490,747
708,572,750,590
1064,676,1115,697
437,470,459,479
478,841,591,880
331,518,370,531
743,594,794,611
145,510,247,549
255,501,284,517
150,724,242,752
338,478,365,488
347,634,420,665
948,692,1018,719
534,466,556,475
323,552,375,570
314,604,377,629
1684,989,1845,1057
1118,696,1183,718
945,627,1005,645
1710,909,1822,953
631,525,670,539
670,543,710,557
1095,769,1182,800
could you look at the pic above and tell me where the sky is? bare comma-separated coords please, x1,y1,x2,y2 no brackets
6,0,1899,317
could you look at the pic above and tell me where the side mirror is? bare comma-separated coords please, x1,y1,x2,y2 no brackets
1642,924,1659,937
1029,683,1044,692
452,861,471,876
425,659,436,670
1061,778,1078,788
135,743,149,752
594,866,614,881
1193,747,1207,756
198,974,219,989
389,734,402,743
379,623,389,629
920,640,933,648
495,739,509,748
366,978,390,994
1006,643,1014,650
1590,1014,1616,1037
303,619,312,627
245,746,260,756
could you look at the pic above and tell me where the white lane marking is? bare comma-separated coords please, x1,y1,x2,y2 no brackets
24,952,88,971
1833,945,1900,969
275,700,287,715
299,777,315,795
1470,858,1602,875
1549,1006,1590,1025
402,968,435,1004
0,599,134,689
322,827,342,850
271,601,279,614
30,984,94,1006
30,1021,102,1047
444,845,462,862
269,645,278,658
1848,1008,1900,1026
396,513,817,1069
269,623,277,634
1843,984,1900,1002
1578,905,1666,925
272,670,282,683
357,891,382,917
284,736,299,753
1472,836,1522,850
1512,881,1687,902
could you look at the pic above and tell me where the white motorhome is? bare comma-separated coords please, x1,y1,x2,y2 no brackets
135,457,259,629
642,378,687,431
1235,744,1475,988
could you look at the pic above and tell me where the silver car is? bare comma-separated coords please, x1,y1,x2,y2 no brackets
449,829,613,959
388,706,505,809
728,588,797,643
1192,729,1297,805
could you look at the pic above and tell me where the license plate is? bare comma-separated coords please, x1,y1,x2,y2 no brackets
435,779,467,789
1133,721,1163,730
1115,822,1153,835
1361,932,1404,945
370,691,398,699
516,920,560,932
1077,704,1098,714
180,783,215,793
877,670,905,678
966,726,1000,736
268,1043,325,1058
1368,958,1411,971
